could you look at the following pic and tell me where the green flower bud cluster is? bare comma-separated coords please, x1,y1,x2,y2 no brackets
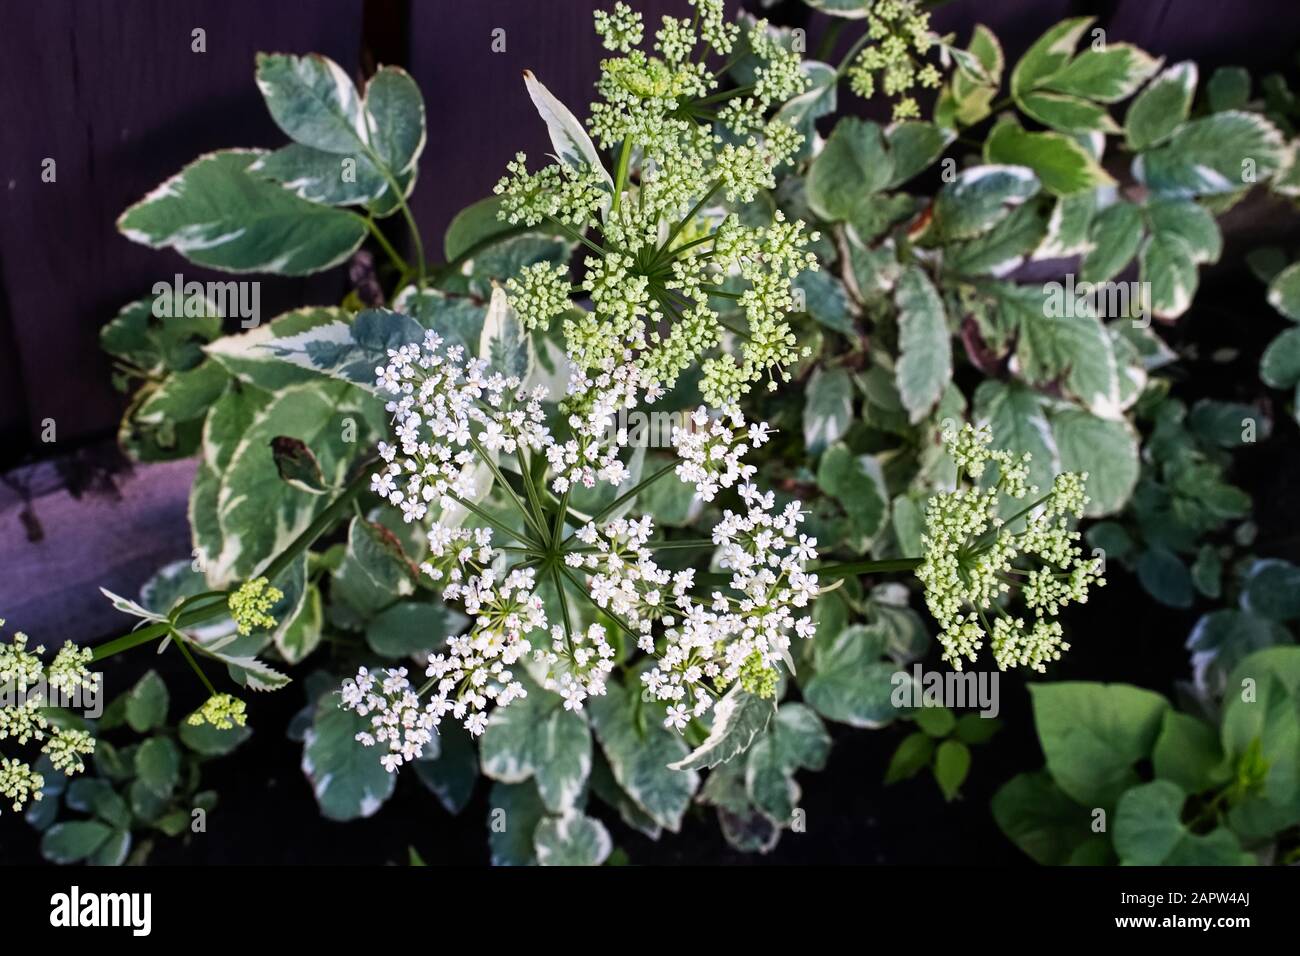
846,0,945,121
228,577,283,636
916,424,1103,672
187,692,248,731
0,623,98,812
494,2,821,408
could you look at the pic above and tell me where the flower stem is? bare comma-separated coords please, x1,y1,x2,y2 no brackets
93,463,377,662
172,630,217,696
584,460,678,528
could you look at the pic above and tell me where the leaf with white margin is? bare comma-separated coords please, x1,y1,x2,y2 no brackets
1125,62,1197,152
1135,111,1287,199
301,694,396,821
588,682,699,831
803,365,854,453
117,150,367,276
1049,406,1140,516
894,266,951,422
932,164,1040,241
250,144,387,207
1140,231,1198,319
255,53,368,154
974,381,1060,495
479,678,592,813
1267,261,1300,322
522,70,613,195
534,810,612,866
100,588,168,626
668,685,776,772
480,286,533,381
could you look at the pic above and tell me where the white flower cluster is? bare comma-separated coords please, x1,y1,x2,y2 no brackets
917,424,1103,672
537,622,616,712
671,405,770,501
342,666,432,772
564,481,819,730
371,330,550,524
0,628,97,811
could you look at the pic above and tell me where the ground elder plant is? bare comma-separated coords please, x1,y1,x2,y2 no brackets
11,0,1295,864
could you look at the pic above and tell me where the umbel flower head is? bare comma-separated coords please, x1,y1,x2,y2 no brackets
494,0,820,408
187,693,248,731
845,0,946,121
916,424,1103,672
0,622,98,812
228,577,283,636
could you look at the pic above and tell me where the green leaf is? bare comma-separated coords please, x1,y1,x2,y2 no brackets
801,0,871,17
480,286,532,381
101,295,221,375
1152,710,1228,793
914,706,956,738
933,739,971,801
668,684,775,772
1267,261,1300,321
444,195,517,262
250,142,386,207
1018,296,1122,418
365,66,426,178
125,670,169,733
534,810,613,866
486,781,546,866
135,736,181,799
1080,201,1144,283
807,118,894,222
301,695,396,821
1187,609,1291,697
479,682,591,813
256,53,366,153
1136,548,1194,608
276,581,324,665
803,365,854,453
413,721,479,815
955,713,1002,745
1261,327,1300,388
214,382,380,580
1137,111,1287,198
179,717,252,757
41,821,113,865
204,307,353,392
1207,66,1251,112
884,732,934,783
66,778,131,829
1140,231,1198,319
744,704,830,822
817,443,889,541
1049,408,1140,516
894,267,951,422
366,601,466,658
933,165,1040,241
1042,43,1162,103
1029,682,1169,807
588,683,698,832
1125,61,1197,151
985,118,1115,195
974,381,1060,495
1018,91,1119,135
944,200,1049,275
992,770,1095,865
1114,780,1253,864
332,516,420,618
884,122,953,188
1242,559,1300,621
118,150,367,275
91,829,132,867
1010,17,1096,97
803,624,902,728
1146,200,1222,264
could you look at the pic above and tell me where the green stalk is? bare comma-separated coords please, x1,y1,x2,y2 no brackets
93,463,377,662
365,217,410,274
468,436,548,544
585,460,678,527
